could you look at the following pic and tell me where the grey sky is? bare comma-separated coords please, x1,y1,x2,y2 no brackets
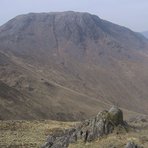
1,0,148,32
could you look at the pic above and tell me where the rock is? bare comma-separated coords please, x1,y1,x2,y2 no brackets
109,106,124,126
41,142,50,148
86,131,95,142
69,132,77,143
41,135,56,147
125,142,143,148
125,142,136,148
42,107,128,148
46,135,56,146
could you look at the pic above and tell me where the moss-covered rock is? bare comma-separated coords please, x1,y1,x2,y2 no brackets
109,106,123,126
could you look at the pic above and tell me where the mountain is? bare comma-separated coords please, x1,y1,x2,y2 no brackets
142,31,148,39
0,11,148,120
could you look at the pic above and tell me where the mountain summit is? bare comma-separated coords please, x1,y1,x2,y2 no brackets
0,11,148,120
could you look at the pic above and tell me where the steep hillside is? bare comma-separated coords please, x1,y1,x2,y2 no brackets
0,51,107,120
0,11,148,120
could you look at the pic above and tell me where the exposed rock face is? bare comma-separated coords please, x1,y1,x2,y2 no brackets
42,107,128,148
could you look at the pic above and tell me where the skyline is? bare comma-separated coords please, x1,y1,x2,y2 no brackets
1,0,148,32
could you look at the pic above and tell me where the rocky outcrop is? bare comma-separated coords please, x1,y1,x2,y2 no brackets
42,106,128,148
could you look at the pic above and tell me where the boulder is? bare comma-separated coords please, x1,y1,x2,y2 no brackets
109,106,124,126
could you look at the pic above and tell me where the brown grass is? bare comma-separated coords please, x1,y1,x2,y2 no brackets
0,120,75,148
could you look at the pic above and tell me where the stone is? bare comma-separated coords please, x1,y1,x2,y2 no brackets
69,133,77,143
109,106,124,126
125,142,142,148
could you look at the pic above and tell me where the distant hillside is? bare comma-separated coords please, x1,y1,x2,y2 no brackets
142,31,148,39
0,11,148,120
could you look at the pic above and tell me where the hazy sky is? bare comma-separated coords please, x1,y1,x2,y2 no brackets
1,0,148,32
